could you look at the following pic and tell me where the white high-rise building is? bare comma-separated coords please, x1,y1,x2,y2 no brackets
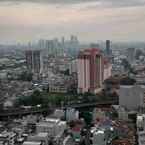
69,60,77,74
137,114,145,145
103,58,112,81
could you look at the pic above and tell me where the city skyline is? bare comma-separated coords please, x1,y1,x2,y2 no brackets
0,0,145,44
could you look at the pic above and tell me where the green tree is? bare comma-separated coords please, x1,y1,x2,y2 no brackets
120,77,136,85
81,111,92,125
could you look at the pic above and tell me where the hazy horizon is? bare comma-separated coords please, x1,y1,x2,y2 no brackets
0,0,145,44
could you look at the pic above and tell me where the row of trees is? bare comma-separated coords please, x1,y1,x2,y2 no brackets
15,90,80,107
15,89,118,108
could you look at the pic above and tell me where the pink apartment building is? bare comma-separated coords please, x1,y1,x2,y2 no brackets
77,48,104,93
77,48,112,94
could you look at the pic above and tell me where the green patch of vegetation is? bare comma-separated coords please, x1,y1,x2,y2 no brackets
16,90,79,107
15,88,118,108
120,76,136,85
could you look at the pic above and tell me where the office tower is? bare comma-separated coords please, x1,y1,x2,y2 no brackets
69,35,79,57
25,50,43,74
25,50,33,72
53,38,57,55
61,36,65,55
61,37,65,48
127,48,135,64
90,43,99,48
46,38,59,57
46,40,53,55
77,48,104,93
38,39,45,49
69,60,77,75
106,40,111,56
103,58,112,81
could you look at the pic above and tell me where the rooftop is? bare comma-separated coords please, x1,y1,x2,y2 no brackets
23,141,41,145
78,48,101,58
37,132,48,138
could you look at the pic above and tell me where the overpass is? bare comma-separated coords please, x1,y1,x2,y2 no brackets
64,100,118,109
0,107,52,118
0,100,118,118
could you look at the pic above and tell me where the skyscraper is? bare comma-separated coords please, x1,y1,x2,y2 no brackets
106,40,111,56
127,48,135,64
25,50,43,74
61,36,65,55
38,39,45,49
25,50,33,72
69,35,79,57
77,48,104,93
46,40,53,56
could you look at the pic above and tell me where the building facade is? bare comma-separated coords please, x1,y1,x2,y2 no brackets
126,47,136,65
103,58,112,81
77,48,104,93
25,50,43,74
106,40,111,57
119,85,145,110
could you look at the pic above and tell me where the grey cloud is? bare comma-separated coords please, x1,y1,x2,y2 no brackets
0,0,145,7
102,0,145,7
0,0,96,4
1,0,145,43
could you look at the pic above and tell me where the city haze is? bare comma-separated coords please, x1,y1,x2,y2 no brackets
0,0,145,44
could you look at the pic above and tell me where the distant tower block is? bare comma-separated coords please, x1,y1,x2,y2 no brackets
106,40,111,56
127,48,135,64
25,50,43,74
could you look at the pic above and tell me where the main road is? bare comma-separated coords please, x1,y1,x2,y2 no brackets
0,107,52,118
64,100,118,109
0,100,118,119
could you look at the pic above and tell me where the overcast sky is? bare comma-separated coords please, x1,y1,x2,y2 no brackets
0,0,145,44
